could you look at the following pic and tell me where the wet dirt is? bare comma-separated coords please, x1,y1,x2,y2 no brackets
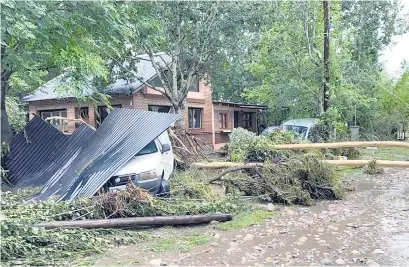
94,168,409,266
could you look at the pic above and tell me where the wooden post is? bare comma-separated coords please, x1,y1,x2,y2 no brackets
33,214,232,229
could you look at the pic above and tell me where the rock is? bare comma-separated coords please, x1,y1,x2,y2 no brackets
318,240,327,245
317,228,325,233
265,257,273,263
320,258,332,265
351,250,360,255
373,249,385,254
346,223,359,229
148,259,163,266
298,236,308,243
235,235,243,239
244,234,254,241
210,220,219,225
279,230,288,234
229,242,238,247
211,242,218,247
253,246,263,251
214,233,221,239
335,258,345,265
287,209,295,215
367,260,381,266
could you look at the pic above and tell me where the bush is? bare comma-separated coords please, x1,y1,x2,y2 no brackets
5,97,26,134
228,128,295,162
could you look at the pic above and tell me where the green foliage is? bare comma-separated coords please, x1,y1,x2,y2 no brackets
216,210,278,231
169,169,215,200
363,160,384,175
5,97,26,134
228,128,295,162
143,233,209,253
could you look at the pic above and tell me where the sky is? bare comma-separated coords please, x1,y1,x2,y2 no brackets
380,0,409,78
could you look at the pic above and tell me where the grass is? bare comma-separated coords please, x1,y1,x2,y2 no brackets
360,147,409,161
143,232,209,253
216,209,279,231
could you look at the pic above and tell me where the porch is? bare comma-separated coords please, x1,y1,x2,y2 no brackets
212,101,268,150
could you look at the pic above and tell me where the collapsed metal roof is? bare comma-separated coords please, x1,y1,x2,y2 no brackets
4,109,179,201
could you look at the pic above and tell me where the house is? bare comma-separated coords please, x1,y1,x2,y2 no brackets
24,54,267,149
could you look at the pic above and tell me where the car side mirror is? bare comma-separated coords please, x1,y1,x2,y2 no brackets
161,143,171,153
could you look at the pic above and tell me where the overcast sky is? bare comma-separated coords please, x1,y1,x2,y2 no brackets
380,0,409,78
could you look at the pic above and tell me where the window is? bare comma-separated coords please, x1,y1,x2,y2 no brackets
148,105,171,113
136,141,158,156
219,113,228,129
188,108,202,129
96,105,122,127
243,112,252,128
75,107,89,128
40,109,67,131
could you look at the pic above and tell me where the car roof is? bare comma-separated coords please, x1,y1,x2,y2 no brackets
282,118,318,127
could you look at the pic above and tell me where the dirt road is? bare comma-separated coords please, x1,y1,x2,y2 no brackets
93,168,409,266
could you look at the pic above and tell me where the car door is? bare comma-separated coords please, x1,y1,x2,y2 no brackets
156,131,174,180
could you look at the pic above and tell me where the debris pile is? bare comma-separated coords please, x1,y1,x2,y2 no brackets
209,152,342,206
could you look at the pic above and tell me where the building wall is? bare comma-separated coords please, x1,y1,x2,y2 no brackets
27,80,216,148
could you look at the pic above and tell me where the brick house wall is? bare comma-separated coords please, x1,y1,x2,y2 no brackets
27,80,266,150
27,80,216,148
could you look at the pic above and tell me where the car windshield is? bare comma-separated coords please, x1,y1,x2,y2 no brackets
283,125,308,138
136,141,158,156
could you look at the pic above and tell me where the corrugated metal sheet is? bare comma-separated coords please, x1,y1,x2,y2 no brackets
34,109,179,201
4,117,95,187
4,117,69,186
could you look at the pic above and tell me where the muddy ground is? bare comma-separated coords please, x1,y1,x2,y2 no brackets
89,167,409,266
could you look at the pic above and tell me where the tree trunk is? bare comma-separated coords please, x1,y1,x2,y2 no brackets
33,214,233,229
1,76,13,144
171,99,186,134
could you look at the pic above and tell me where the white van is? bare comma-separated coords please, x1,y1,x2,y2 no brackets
103,131,174,195
282,118,319,140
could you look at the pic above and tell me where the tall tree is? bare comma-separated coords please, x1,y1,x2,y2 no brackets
101,1,265,129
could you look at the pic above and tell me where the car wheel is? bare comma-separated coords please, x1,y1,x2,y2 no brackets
156,172,170,197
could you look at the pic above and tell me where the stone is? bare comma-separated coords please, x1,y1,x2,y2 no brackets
287,209,295,215
229,242,238,247
235,235,243,239
244,234,255,241
211,242,218,247
214,233,221,239
335,258,346,265
265,257,273,263
320,258,332,265
373,249,385,254
148,259,163,266
210,220,219,225
318,240,327,245
351,250,360,255
367,260,381,266
346,223,359,229
253,246,263,251
298,236,308,243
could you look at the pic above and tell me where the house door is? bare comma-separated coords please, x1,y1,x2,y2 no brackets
234,111,239,128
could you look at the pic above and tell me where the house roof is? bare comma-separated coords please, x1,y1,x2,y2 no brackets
23,53,171,102
212,100,268,109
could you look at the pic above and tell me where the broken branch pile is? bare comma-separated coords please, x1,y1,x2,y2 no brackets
207,152,342,206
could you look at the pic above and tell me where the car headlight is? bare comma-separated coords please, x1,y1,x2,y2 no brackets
139,170,158,181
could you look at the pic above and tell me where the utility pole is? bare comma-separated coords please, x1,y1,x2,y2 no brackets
323,0,330,112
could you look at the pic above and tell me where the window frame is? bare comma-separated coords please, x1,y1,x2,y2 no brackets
39,109,68,131
148,105,171,113
242,112,252,128
188,108,202,129
219,112,228,129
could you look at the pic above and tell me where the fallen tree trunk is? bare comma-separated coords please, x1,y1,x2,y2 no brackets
271,141,409,150
33,214,232,229
193,160,409,169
